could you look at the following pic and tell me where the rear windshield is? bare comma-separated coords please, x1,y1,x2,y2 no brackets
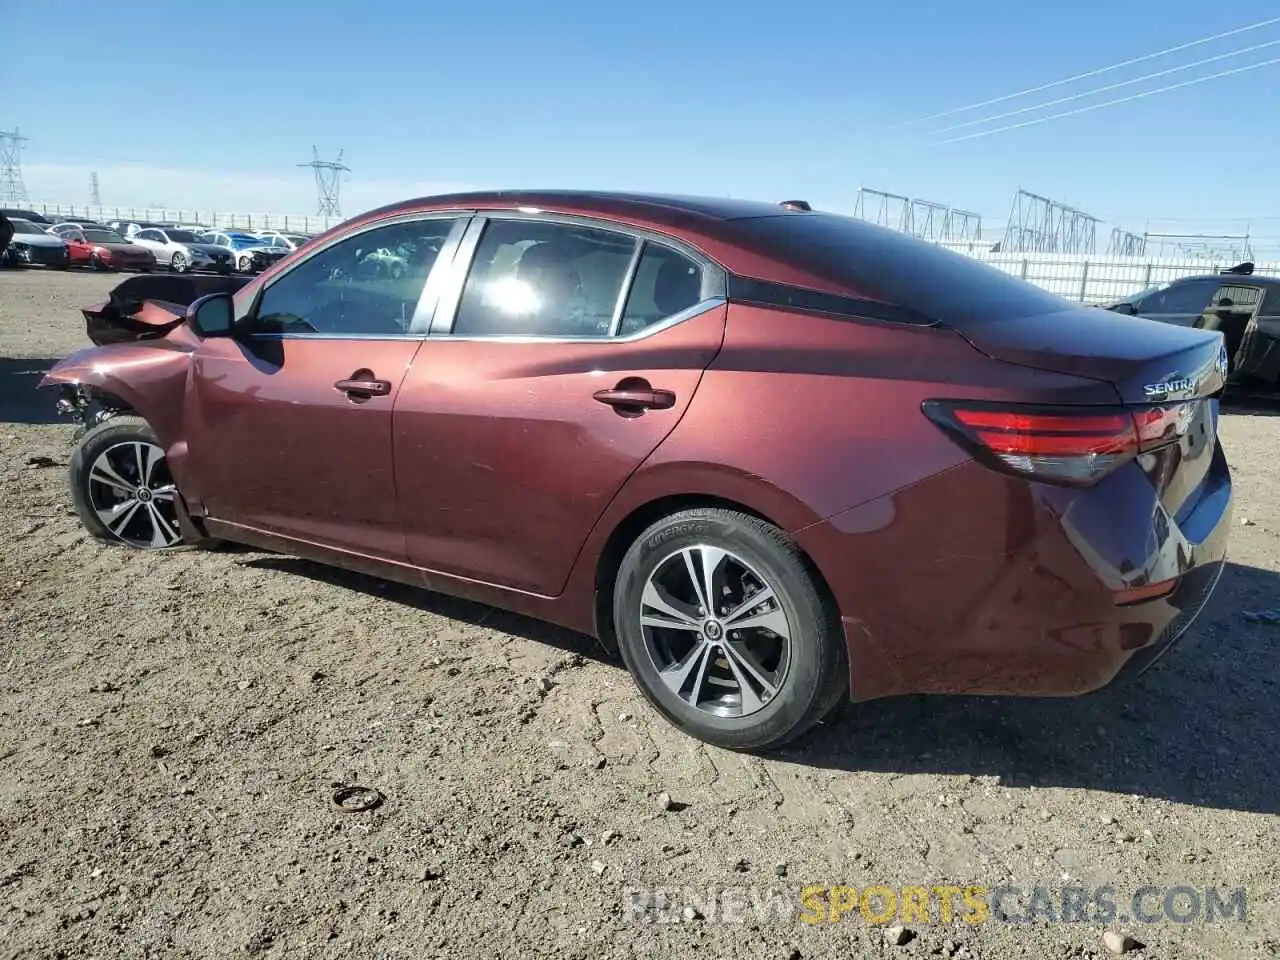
725,213,1071,326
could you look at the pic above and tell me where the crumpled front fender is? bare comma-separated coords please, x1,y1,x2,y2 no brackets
38,341,196,481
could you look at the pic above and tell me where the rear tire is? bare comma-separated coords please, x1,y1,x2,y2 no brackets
612,508,847,752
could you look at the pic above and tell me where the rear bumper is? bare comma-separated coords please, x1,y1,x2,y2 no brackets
796,452,1232,702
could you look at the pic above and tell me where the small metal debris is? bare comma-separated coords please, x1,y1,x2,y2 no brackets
332,785,384,813
884,924,914,946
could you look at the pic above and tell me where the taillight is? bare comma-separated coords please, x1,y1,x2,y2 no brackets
923,399,1199,486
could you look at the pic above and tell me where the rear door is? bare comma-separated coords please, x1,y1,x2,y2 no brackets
393,214,727,595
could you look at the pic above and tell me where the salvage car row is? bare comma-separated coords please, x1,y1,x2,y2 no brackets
0,207,313,274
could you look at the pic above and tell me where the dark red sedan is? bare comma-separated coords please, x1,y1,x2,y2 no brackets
52,223,156,272
39,192,1232,750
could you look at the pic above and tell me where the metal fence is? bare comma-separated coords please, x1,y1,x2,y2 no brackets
936,241,1277,304
28,203,341,235
25,203,1278,304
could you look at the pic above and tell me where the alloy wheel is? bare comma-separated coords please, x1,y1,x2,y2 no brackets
85,441,183,548
171,252,187,273
640,545,792,718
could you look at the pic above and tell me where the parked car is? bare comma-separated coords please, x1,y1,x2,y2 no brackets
108,220,178,239
253,231,313,252
128,227,235,274
3,217,70,267
1099,262,1280,389
51,223,157,272
37,191,1233,751
48,216,107,227
1,207,54,226
197,230,288,272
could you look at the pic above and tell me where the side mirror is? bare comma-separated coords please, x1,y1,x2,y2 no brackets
187,292,235,338
1111,302,1137,316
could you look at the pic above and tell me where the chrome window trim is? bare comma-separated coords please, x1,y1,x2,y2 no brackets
239,212,472,340
426,297,726,345
429,212,725,342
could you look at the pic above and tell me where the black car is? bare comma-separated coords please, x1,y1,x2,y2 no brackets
1,208,53,226
1101,262,1280,389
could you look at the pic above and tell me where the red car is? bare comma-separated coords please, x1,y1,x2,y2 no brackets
52,223,156,272
38,192,1232,751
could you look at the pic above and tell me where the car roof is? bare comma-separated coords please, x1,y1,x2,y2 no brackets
371,190,800,225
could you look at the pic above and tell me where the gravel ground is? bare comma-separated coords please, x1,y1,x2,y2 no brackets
1,269,1277,960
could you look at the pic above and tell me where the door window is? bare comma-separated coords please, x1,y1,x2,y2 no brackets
1136,280,1216,315
617,242,705,336
1210,284,1262,312
252,217,457,337
451,220,637,337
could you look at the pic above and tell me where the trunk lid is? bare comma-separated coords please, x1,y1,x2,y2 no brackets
954,306,1229,404
952,306,1230,526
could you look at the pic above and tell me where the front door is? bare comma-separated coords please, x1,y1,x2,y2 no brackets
183,214,465,558
394,216,726,595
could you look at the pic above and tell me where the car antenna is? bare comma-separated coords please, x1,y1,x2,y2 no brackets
779,200,811,211
1220,261,1255,276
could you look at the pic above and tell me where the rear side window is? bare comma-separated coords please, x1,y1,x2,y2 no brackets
1211,284,1262,311
723,213,1070,327
1261,285,1280,318
618,242,703,336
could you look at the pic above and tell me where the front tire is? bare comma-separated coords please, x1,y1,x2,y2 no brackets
69,417,189,550
170,251,188,273
612,508,847,752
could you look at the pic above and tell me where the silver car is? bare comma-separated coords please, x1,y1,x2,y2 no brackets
129,227,234,273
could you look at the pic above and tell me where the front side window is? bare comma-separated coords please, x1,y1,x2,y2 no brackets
252,217,457,337
451,220,637,337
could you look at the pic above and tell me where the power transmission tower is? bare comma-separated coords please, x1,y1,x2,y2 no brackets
1002,189,1100,255
0,128,30,205
853,187,983,242
90,171,102,207
1106,227,1146,257
298,146,349,217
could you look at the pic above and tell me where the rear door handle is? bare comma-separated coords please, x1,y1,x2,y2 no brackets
334,373,392,397
593,386,677,411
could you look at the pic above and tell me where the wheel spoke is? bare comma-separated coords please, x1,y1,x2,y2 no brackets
134,442,161,487
89,457,135,496
680,546,726,616
144,502,181,547
722,640,779,703
640,580,700,628
723,586,777,626
98,498,141,534
658,640,713,706
726,606,791,639
150,484,177,502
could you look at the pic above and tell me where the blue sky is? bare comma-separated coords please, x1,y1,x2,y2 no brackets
4,0,1278,250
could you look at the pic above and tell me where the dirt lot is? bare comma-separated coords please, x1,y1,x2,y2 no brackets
1,269,1278,960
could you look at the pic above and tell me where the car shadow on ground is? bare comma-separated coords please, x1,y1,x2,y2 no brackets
252,554,1277,814
242,555,611,665
0,357,62,425
788,559,1280,816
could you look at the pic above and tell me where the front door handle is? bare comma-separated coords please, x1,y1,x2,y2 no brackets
334,370,392,398
593,385,677,411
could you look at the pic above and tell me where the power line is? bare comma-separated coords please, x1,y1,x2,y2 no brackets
931,55,1280,145
893,15,1280,128
926,37,1280,136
